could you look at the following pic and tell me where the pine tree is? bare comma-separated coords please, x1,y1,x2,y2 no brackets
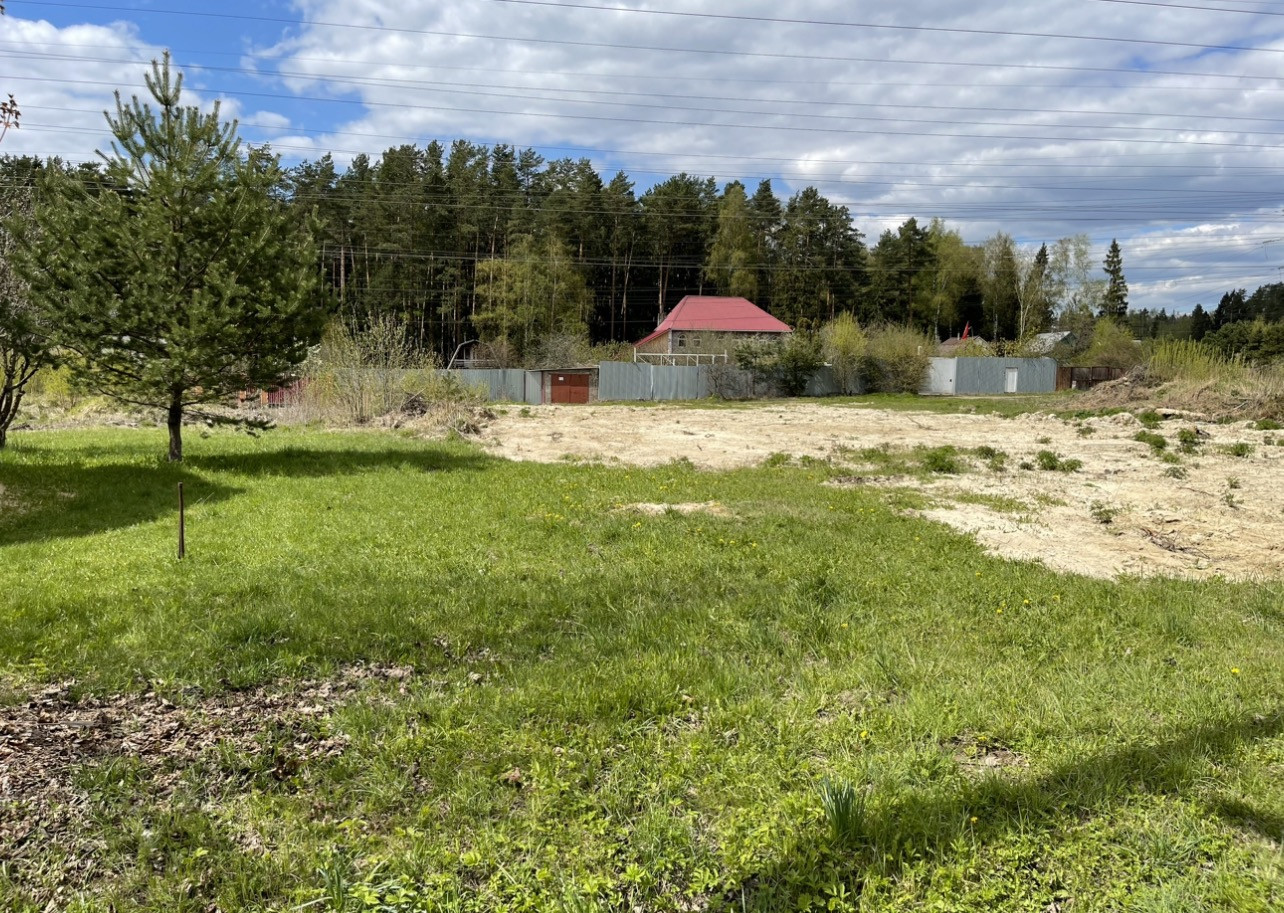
1100,238,1129,320
16,55,320,461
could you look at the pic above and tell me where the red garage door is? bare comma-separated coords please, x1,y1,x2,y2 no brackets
551,372,591,404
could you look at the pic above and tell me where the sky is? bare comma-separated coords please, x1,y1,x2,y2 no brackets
6,0,1284,316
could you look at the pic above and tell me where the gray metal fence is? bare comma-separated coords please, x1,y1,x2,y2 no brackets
433,362,848,403
442,369,529,402
598,361,842,401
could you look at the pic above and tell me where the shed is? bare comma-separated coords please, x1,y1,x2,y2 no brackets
921,357,1058,395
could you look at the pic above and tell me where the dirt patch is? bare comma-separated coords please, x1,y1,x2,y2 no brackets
479,403,1284,581
0,665,414,906
620,501,731,517
947,733,1029,775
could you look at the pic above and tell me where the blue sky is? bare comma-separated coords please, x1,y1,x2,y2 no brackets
7,0,1284,316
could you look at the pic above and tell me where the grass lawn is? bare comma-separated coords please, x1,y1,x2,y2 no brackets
1,427,1282,912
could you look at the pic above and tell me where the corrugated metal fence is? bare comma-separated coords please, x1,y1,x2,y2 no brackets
443,369,533,403
596,362,843,401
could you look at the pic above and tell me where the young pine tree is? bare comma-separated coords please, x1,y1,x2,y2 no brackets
16,55,321,460
1100,238,1129,321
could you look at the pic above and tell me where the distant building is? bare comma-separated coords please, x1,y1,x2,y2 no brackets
938,335,989,356
634,296,791,363
1029,331,1078,355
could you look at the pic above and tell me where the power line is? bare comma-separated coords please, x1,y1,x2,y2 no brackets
14,48,1284,132
27,0,1284,60
14,1,1284,82
477,0,1284,56
22,75,1284,144
10,75,1284,152
1087,0,1284,15
5,37,1276,96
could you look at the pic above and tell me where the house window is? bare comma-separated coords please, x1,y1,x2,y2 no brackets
676,335,685,348
689,336,701,348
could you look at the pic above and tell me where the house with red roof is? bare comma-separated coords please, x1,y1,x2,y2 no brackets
634,296,792,362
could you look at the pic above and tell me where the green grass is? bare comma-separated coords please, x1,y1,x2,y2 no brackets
2,429,1284,912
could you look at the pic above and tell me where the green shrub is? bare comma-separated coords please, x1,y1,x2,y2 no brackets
820,313,868,395
864,324,933,394
735,332,824,397
1079,319,1144,371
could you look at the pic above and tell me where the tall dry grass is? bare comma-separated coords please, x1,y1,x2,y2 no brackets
1088,338,1284,419
286,318,488,430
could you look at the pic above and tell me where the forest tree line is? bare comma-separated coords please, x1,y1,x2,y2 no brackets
10,139,1280,365
4,143,1144,365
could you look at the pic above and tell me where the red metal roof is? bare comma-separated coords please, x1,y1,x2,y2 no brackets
634,296,792,347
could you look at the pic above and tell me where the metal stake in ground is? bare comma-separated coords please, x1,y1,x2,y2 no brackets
178,482,185,560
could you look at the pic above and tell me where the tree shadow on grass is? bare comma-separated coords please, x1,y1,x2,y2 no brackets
0,459,239,549
0,441,495,548
718,708,1284,911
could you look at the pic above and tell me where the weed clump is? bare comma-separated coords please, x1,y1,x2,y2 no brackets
920,446,965,474
1090,501,1120,524
974,445,1008,471
819,778,869,849
1133,430,1167,453
1035,450,1082,472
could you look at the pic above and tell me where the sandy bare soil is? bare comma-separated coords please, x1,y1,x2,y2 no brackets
478,402,1284,581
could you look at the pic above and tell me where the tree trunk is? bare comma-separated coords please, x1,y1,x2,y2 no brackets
167,399,184,462
0,424,7,450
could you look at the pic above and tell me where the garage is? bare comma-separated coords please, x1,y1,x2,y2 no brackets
543,369,596,404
